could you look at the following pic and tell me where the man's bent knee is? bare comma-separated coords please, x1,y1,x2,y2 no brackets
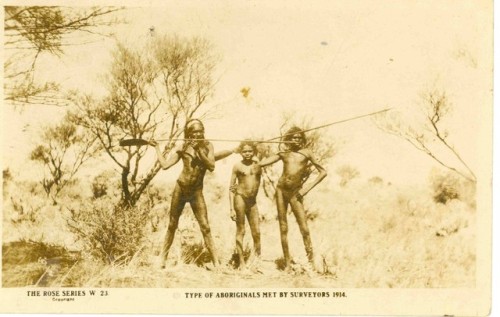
199,224,212,236
237,226,245,236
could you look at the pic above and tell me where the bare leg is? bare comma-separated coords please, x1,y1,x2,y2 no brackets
290,195,314,265
191,190,220,267
247,202,261,257
234,195,247,268
160,184,185,268
275,187,291,269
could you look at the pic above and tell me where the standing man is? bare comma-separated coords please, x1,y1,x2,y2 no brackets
259,127,327,271
152,119,219,268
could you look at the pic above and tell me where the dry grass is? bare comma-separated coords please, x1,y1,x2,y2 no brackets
312,181,475,287
2,175,475,288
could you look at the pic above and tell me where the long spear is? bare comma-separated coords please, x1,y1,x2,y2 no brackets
118,107,391,146
119,138,294,146
265,107,392,141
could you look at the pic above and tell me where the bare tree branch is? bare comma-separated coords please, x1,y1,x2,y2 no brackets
5,6,125,106
374,90,476,183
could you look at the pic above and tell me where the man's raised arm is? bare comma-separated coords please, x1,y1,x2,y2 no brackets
152,141,181,170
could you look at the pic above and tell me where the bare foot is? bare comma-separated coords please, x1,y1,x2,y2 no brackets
237,263,247,271
158,253,167,269
282,264,294,274
303,263,320,276
205,263,224,273
308,259,322,273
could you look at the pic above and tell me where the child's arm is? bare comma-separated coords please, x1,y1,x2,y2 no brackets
152,141,181,170
258,154,281,167
196,142,215,172
297,149,327,199
229,165,238,221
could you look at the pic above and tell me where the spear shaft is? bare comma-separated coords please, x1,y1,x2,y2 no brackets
120,108,391,146
158,138,295,144
266,107,392,141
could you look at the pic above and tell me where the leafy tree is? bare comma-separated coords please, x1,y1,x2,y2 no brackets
4,6,123,106
71,35,218,206
29,115,99,202
375,89,476,183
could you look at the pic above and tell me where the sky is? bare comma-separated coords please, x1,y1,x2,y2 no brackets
2,1,492,186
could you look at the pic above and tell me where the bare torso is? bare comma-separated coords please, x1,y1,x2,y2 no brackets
176,143,210,189
235,161,261,198
277,150,311,191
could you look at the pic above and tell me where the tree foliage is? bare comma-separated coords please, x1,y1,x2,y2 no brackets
29,115,99,201
4,6,123,106
71,35,218,206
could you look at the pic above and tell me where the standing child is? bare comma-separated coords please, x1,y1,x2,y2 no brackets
151,119,219,269
259,127,327,271
229,141,262,269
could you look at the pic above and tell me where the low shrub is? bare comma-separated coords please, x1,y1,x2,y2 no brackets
429,169,476,206
66,198,149,264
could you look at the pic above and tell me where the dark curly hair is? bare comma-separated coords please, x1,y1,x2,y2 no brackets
184,119,205,138
237,140,257,154
283,126,306,143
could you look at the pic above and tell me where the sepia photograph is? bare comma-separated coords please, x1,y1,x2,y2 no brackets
1,1,492,315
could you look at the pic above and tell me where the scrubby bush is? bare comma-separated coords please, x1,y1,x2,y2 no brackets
66,198,149,264
368,176,384,185
91,177,108,199
91,170,121,199
182,242,212,266
429,168,476,206
336,165,360,187
5,180,47,225
9,196,41,224
3,169,13,197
